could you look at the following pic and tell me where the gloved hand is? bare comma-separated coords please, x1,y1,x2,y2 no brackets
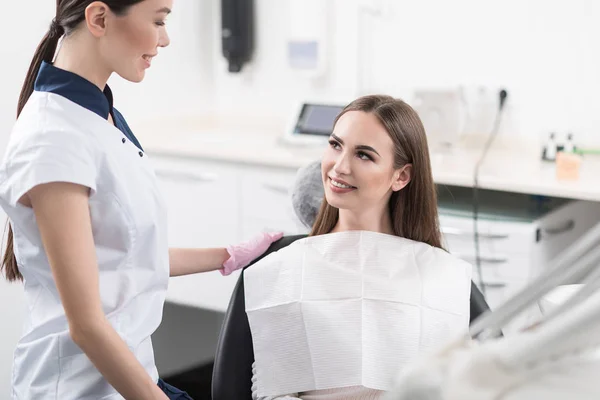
221,231,284,276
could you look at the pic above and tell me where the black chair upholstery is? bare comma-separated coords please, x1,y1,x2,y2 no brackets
212,235,491,400
212,235,304,400
470,280,489,326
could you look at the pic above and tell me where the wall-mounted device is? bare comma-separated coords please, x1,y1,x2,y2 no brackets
283,101,345,145
287,0,329,78
412,89,466,148
221,0,254,73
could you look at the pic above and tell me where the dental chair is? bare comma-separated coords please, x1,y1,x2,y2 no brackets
212,161,491,399
212,235,303,400
211,235,491,400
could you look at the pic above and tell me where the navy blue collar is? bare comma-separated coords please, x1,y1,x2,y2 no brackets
34,61,114,120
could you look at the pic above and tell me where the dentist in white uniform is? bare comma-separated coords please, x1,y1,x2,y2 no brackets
0,1,281,399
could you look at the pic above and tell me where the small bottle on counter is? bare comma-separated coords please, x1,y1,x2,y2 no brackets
543,132,557,161
564,132,575,153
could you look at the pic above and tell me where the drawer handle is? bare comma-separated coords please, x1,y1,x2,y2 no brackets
262,183,290,195
482,282,507,288
479,255,509,264
454,253,508,264
441,226,509,240
155,169,218,183
542,219,575,236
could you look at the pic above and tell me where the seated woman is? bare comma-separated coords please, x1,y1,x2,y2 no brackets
246,95,473,400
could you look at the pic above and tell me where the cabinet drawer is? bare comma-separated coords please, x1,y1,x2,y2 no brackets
477,279,527,309
241,167,299,223
439,214,535,257
463,253,531,282
534,200,600,276
150,156,241,247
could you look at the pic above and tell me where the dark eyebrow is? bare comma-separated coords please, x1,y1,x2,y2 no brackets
157,7,171,14
356,144,380,156
330,134,381,157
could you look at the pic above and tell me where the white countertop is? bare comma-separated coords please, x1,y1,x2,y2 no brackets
135,116,600,202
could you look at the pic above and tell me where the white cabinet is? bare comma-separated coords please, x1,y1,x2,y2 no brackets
153,156,240,247
440,214,533,304
440,215,535,284
532,200,600,279
440,212,542,334
151,156,241,312
439,196,600,334
240,166,305,240
149,155,302,312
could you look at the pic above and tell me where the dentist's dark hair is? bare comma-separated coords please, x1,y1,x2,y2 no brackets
310,95,443,250
3,0,145,282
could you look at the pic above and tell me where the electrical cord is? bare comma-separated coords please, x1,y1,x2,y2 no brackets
473,89,508,297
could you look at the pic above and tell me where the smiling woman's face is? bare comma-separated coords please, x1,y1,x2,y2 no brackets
321,110,410,214
101,0,173,82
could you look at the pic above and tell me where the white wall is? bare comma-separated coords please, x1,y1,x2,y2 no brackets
3,0,600,395
363,0,600,144
8,0,599,145
0,2,55,395
116,0,600,145
5,1,600,174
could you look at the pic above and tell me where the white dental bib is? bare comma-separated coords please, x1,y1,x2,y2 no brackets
245,231,472,397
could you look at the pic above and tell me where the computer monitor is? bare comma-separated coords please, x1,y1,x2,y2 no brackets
283,101,345,145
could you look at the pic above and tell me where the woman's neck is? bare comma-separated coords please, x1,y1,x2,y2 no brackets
53,34,112,91
332,206,394,235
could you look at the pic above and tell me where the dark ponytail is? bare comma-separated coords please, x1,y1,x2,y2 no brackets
3,5,63,282
3,0,145,282
17,20,64,118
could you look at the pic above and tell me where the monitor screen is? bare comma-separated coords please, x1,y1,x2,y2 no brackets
294,103,344,136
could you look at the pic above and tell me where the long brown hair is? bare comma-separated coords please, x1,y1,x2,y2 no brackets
2,0,145,282
310,94,443,249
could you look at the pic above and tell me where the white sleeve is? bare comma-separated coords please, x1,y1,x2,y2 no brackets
0,128,98,206
251,362,301,400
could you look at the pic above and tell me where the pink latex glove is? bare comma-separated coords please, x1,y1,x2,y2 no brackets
221,231,284,276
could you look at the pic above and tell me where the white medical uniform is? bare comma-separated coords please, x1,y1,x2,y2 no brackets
0,62,170,399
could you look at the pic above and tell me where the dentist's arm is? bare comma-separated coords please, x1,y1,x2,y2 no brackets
168,232,283,277
168,247,229,276
29,182,168,400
